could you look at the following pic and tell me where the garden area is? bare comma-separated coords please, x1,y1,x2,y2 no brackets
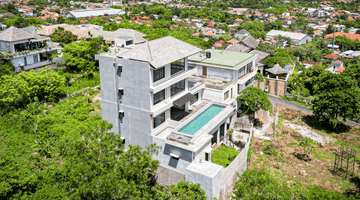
211,144,239,168
235,106,360,199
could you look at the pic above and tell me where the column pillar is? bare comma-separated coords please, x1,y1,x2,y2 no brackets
216,129,220,144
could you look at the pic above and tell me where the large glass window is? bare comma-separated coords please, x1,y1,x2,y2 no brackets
40,52,48,62
238,66,246,78
224,90,229,100
247,62,253,72
153,112,165,129
171,79,185,97
171,58,185,76
153,89,165,105
153,67,165,82
14,43,28,53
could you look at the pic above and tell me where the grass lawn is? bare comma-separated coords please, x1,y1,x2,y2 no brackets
211,144,239,168
64,72,100,94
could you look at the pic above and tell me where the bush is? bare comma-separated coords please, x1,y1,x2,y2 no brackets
0,67,66,114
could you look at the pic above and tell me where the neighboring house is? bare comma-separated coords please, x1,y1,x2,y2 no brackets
188,49,257,104
0,26,60,72
225,43,250,53
65,8,125,18
323,53,339,60
265,63,289,79
341,50,360,58
265,30,312,45
107,0,122,6
91,29,147,45
301,60,320,69
324,32,360,41
325,60,345,74
234,29,250,40
95,37,254,199
249,50,270,74
240,35,259,50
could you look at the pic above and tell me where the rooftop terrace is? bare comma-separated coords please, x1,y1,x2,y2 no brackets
188,49,256,69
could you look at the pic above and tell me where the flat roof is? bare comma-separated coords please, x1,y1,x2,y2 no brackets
186,161,223,178
188,49,256,70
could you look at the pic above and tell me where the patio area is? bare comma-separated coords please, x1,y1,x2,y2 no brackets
189,75,232,90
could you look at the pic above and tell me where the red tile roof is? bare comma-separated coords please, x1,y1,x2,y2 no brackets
324,32,360,41
331,60,343,65
335,66,345,72
227,39,238,44
324,53,339,59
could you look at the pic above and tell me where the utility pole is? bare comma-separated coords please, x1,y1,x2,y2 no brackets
332,27,335,51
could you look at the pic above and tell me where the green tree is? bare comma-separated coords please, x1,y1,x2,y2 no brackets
155,181,206,200
62,36,102,72
307,27,315,36
0,67,66,114
0,59,15,77
50,27,78,45
311,72,360,129
236,87,272,113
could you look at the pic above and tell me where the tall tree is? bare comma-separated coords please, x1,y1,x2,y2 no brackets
311,72,360,129
50,26,77,45
236,87,272,113
62,36,102,72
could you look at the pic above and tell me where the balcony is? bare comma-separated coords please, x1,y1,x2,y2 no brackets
238,67,257,85
150,68,197,94
189,75,233,91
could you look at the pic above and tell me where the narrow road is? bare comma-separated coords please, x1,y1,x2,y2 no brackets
267,94,360,127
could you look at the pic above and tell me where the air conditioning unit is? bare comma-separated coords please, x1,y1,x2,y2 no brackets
117,64,122,76
118,88,124,96
118,110,124,118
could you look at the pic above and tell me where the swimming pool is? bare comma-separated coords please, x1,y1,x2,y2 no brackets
178,104,225,135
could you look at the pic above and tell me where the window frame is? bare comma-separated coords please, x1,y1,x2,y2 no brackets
153,89,165,105
153,112,165,129
170,79,185,97
153,66,165,82
171,58,185,76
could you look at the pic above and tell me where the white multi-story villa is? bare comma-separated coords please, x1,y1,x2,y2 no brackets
95,34,256,199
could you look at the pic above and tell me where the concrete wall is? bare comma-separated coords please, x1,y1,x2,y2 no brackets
153,136,193,174
219,129,253,200
186,165,222,200
97,55,152,149
0,40,9,53
195,140,211,161
197,66,234,80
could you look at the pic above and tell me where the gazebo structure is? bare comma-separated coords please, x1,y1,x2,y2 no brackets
265,63,288,79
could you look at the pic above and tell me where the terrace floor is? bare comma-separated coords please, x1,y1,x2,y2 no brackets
189,75,232,89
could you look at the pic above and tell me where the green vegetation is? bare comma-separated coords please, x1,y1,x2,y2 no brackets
0,59,15,77
50,27,78,45
62,71,100,94
62,36,103,72
233,169,350,199
237,87,272,113
0,89,207,199
211,144,239,168
0,67,66,115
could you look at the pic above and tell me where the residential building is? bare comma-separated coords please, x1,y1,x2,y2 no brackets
249,50,270,74
325,60,345,73
0,26,61,72
234,29,250,40
188,49,257,105
91,28,147,45
107,0,122,6
301,61,320,69
95,37,253,199
324,32,360,41
65,8,125,19
265,30,312,45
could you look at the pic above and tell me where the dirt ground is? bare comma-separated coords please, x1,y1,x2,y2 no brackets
248,106,360,194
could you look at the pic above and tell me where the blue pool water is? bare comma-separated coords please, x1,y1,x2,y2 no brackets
178,105,224,135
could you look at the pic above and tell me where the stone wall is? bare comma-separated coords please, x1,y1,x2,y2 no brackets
156,165,186,187
254,77,287,97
